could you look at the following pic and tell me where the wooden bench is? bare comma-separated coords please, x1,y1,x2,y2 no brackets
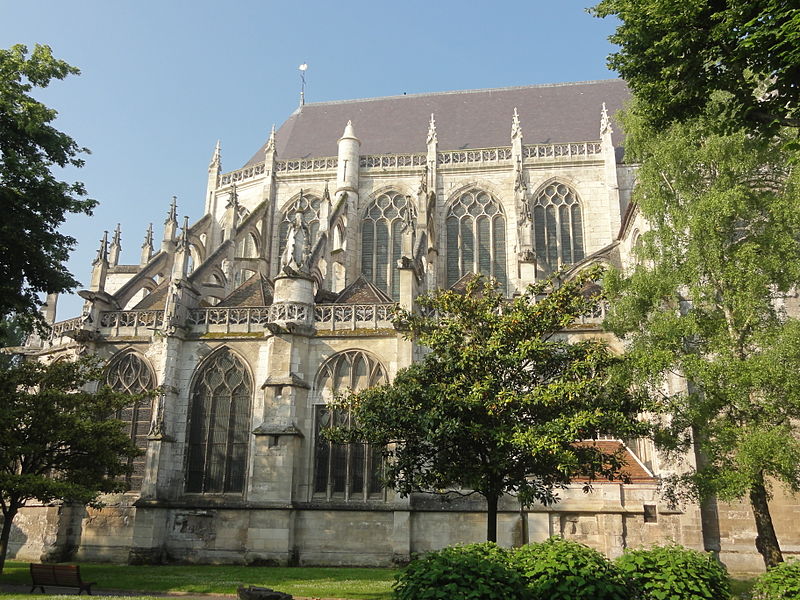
29,563,96,595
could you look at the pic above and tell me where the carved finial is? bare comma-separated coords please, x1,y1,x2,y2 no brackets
166,196,178,224
511,107,522,141
266,125,276,153
94,231,109,264
210,139,221,165
322,181,331,202
111,223,121,247
600,102,612,136
427,113,437,145
142,223,153,249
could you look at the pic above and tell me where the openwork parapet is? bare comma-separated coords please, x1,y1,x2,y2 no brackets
360,154,426,169
219,163,266,186
49,317,84,339
99,310,165,333
438,147,512,165
523,142,602,160
276,157,338,172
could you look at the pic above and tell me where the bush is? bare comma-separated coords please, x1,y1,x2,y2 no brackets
393,542,529,600
614,543,730,600
511,537,632,600
752,559,800,599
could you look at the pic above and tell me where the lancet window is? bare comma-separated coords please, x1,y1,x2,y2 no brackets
278,194,320,260
313,351,386,500
361,192,411,300
185,348,251,494
105,351,156,491
532,183,585,270
445,189,508,292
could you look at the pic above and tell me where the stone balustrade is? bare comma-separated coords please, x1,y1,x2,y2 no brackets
214,140,603,185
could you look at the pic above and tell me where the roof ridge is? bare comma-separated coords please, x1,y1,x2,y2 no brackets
298,79,624,108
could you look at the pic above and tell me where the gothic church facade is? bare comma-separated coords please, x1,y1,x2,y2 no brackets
16,80,794,572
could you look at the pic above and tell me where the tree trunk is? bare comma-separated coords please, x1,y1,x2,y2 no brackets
486,494,498,542
0,504,19,575
749,472,783,569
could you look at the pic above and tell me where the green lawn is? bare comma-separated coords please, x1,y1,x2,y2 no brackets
0,561,396,599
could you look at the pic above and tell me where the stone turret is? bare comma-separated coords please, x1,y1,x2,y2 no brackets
336,121,360,194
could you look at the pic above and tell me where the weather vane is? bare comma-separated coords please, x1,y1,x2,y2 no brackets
299,62,308,106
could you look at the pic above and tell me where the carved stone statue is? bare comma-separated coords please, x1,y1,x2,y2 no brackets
281,210,311,274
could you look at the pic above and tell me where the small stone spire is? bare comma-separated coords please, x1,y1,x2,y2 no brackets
427,113,437,146
180,216,190,249
209,140,221,171
162,196,179,251
266,125,276,154
600,102,613,136
94,231,109,265
140,223,154,265
109,223,122,266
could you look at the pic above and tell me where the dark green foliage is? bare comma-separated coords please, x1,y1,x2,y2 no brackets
752,559,800,600
604,95,800,567
512,537,632,600
0,357,146,572
393,543,529,600
592,0,800,137
615,544,730,600
331,269,649,541
0,44,94,331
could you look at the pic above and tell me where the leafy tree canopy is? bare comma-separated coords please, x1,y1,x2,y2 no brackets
330,270,649,542
605,97,800,568
0,44,95,331
0,357,145,572
591,1,800,136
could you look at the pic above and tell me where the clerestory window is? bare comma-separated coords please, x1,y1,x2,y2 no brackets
185,348,251,494
105,351,155,491
361,192,412,300
445,189,507,293
313,350,386,500
532,183,585,271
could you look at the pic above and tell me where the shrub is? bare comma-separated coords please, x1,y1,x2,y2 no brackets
614,543,730,600
511,537,633,600
752,559,800,600
393,542,529,600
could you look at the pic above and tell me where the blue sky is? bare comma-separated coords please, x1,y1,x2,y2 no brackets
1,1,620,319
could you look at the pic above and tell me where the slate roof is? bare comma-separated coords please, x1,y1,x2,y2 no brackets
131,283,168,310
217,274,274,307
246,79,629,165
333,275,393,304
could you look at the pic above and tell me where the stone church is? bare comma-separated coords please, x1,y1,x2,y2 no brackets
15,79,797,572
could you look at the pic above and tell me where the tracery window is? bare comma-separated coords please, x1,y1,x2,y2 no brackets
532,183,585,270
105,351,155,491
186,348,251,494
446,189,507,293
313,350,386,500
361,192,411,300
278,194,320,260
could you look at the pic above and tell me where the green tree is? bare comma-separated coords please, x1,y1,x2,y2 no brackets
591,1,800,136
604,98,800,568
0,44,95,331
0,357,143,573
330,270,648,542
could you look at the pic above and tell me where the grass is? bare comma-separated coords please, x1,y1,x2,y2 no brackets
0,561,396,599
730,577,756,599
